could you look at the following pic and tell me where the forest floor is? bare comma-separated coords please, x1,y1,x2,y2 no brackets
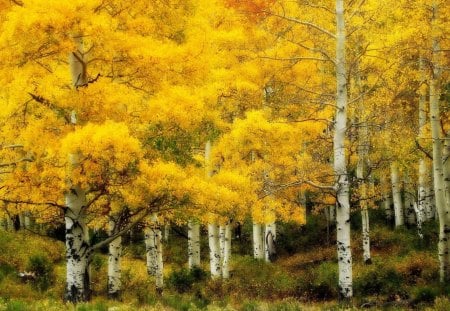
1,212,449,310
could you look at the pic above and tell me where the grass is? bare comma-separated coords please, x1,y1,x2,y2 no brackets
0,213,448,310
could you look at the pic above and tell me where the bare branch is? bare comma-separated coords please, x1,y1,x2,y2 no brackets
265,12,336,39
0,199,65,210
259,55,333,63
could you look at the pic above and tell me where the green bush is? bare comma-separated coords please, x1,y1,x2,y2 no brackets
354,261,402,296
5,300,27,311
240,300,260,311
431,297,450,311
26,254,54,291
412,286,438,304
296,262,338,300
268,298,302,311
167,267,206,293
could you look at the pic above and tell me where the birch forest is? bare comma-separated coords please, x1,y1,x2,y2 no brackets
0,0,449,310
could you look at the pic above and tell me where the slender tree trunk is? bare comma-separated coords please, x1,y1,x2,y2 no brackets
426,170,436,220
253,222,264,259
381,175,394,226
145,226,157,276
64,186,91,303
418,57,428,230
154,216,164,295
164,225,170,243
208,224,221,278
430,13,449,282
107,219,122,299
6,214,13,232
391,162,404,227
264,222,276,262
222,223,232,279
334,0,352,299
404,174,416,228
444,132,450,215
219,225,226,259
24,213,31,230
188,219,201,269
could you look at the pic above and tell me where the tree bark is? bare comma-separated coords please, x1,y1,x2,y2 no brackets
107,219,122,299
208,223,221,278
188,219,201,269
334,0,353,299
145,225,157,277
253,222,264,259
64,186,91,303
264,222,276,262
154,216,164,295
391,162,404,227
222,223,232,279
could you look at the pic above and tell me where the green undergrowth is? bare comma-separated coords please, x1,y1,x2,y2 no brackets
0,214,448,310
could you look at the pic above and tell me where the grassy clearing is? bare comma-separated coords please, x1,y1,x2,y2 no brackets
0,213,449,310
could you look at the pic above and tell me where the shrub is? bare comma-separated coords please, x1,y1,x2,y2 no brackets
354,261,402,296
396,252,439,285
296,262,338,300
268,298,302,311
240,300,260,311
167,267,206,293
412,286,438,304
5,300,27,311
26,254,54,291
430,297,450,311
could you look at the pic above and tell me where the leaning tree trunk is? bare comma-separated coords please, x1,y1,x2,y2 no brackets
252,222,264,259
64,186,91,303
221,222,232,279
187,219,201,269
107,219,122,299
391,162,404,227
334,0,353,299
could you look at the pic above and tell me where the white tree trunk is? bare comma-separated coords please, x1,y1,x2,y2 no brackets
418,57,428,230
425,168,436,220
391,163,404,227
64,186,91,302
444,133,450,214
107,219,122,299
188,219,201,269
404,174,416,227
252,222,264,259
219,225,226,259
430,16,449,281
164,225,170,243
381,175,394,224
144,226,157,276
154,218,164,295
264,222,276,262
334,0,352,299
24,213,31,230
222,223,232,279
6,214,13,232
208,224,221,278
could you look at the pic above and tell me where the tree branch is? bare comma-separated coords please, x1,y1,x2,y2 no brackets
265,11,336,39
415,139,433,160
0,199,66,210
